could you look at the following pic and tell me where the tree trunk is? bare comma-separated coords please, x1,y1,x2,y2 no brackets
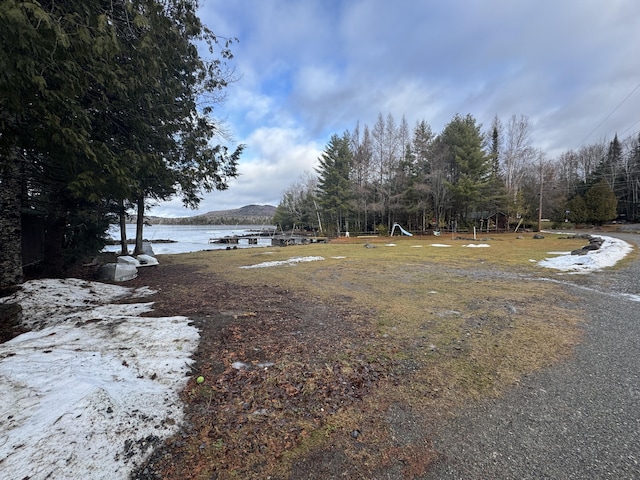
0,150,24,289
134,197,145,255
118,199,128,256
42,187,67,277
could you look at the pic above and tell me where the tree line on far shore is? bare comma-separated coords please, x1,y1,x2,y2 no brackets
274,113,636,235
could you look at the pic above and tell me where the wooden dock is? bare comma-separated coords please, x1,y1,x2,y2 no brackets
269,235,327,246
209,234,327,246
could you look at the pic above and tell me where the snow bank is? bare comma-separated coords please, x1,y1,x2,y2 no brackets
538,235,633,273
0,279,199,479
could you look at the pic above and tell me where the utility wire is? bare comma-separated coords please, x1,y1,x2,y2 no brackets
618,118,640,138
579,81,640,145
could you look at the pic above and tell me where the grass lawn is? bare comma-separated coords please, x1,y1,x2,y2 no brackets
146,232,593,478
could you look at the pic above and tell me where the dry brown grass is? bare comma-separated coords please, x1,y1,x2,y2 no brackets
154,232,590,478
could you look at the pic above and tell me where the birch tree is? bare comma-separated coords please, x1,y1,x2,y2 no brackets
502,114,536,217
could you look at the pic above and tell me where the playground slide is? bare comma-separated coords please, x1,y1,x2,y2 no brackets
391,223,413,236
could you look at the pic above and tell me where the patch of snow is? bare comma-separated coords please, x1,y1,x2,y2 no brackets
410,245,424,248
618,292,640,302
231,361,250,370
0,279,198,480
239,256,325,269
385,243,397,247
5,279,151,331
430,244,452,247
462,244,490,248
538,235,632,273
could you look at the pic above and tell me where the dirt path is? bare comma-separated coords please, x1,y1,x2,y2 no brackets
422,233,640,479
125,262,396,479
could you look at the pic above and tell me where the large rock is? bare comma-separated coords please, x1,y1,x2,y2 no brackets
97,263,138,282
0,303,22,325
571,235,604,255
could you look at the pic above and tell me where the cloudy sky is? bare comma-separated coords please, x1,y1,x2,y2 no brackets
150,0,640,217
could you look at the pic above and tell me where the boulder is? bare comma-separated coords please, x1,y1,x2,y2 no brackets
97,263,138,282
570,235,604,255
0,303,22,325
532,234,545,239
571,248,589,256
588,237,604,248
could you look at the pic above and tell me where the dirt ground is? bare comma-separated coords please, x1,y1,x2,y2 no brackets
0,257,437,479
108,261,434,479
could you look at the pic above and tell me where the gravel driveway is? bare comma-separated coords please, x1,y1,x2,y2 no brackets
422,232,640,480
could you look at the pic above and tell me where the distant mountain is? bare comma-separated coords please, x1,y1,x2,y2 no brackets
143,204,277,225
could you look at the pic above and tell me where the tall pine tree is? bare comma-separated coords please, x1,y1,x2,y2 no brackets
439,114,490,225
316,133,353,234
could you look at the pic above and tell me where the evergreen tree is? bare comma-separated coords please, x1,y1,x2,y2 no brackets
1,0,119,280
566,194,588,224
439,114,490,225
585,180,618,224
0,0,243,284
316,133,353,234
480,119,508,228
489,116,502,178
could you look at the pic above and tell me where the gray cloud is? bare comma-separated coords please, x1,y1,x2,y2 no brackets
152,0,640,216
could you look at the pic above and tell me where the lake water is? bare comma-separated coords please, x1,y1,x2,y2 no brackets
104,224,277,255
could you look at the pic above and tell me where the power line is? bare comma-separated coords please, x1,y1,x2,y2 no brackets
619,118,640,138
579,81,640,145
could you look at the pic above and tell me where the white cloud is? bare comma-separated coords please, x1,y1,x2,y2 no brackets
152,0,640,217
150,126,322,217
